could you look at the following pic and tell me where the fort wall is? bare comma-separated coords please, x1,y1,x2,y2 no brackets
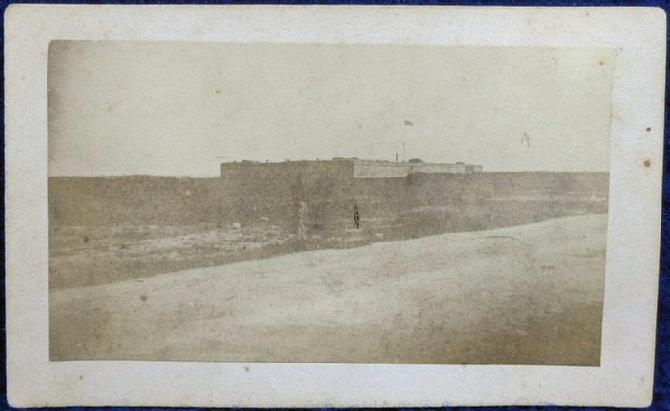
221,159,354,180
50,172,609,237
353,160,408,178
222,159,483,179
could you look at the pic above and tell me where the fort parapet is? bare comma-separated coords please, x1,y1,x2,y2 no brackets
220,158,483,179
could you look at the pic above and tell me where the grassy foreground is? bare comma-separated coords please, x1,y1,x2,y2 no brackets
50,214,606,365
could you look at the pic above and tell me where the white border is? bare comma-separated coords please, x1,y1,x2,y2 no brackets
5,5,666,407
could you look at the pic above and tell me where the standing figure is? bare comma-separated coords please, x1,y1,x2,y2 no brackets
297,200,309,240
353,205,360,229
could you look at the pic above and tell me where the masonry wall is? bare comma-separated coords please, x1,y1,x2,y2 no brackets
353,161,409,178
409,163,469,174
221,160,354,180
352,160,478,177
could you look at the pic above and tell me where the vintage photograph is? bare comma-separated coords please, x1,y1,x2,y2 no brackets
48,40,613,365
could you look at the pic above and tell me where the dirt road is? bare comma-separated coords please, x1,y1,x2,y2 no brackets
50,214,606,365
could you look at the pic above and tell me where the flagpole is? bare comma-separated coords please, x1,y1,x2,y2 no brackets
402,119,413,162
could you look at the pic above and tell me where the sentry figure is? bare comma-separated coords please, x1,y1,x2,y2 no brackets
353,205,360,229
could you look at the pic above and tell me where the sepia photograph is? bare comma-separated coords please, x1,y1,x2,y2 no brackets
48,40,613,365
6,5,665,407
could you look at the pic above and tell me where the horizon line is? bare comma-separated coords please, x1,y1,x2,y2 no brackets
48,170,611,178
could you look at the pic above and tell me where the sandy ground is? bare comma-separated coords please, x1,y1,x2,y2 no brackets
50,214,606,365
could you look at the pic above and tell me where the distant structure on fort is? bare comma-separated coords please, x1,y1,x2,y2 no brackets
220,158,483,179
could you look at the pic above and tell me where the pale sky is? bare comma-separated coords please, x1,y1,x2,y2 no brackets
48,41,614,176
